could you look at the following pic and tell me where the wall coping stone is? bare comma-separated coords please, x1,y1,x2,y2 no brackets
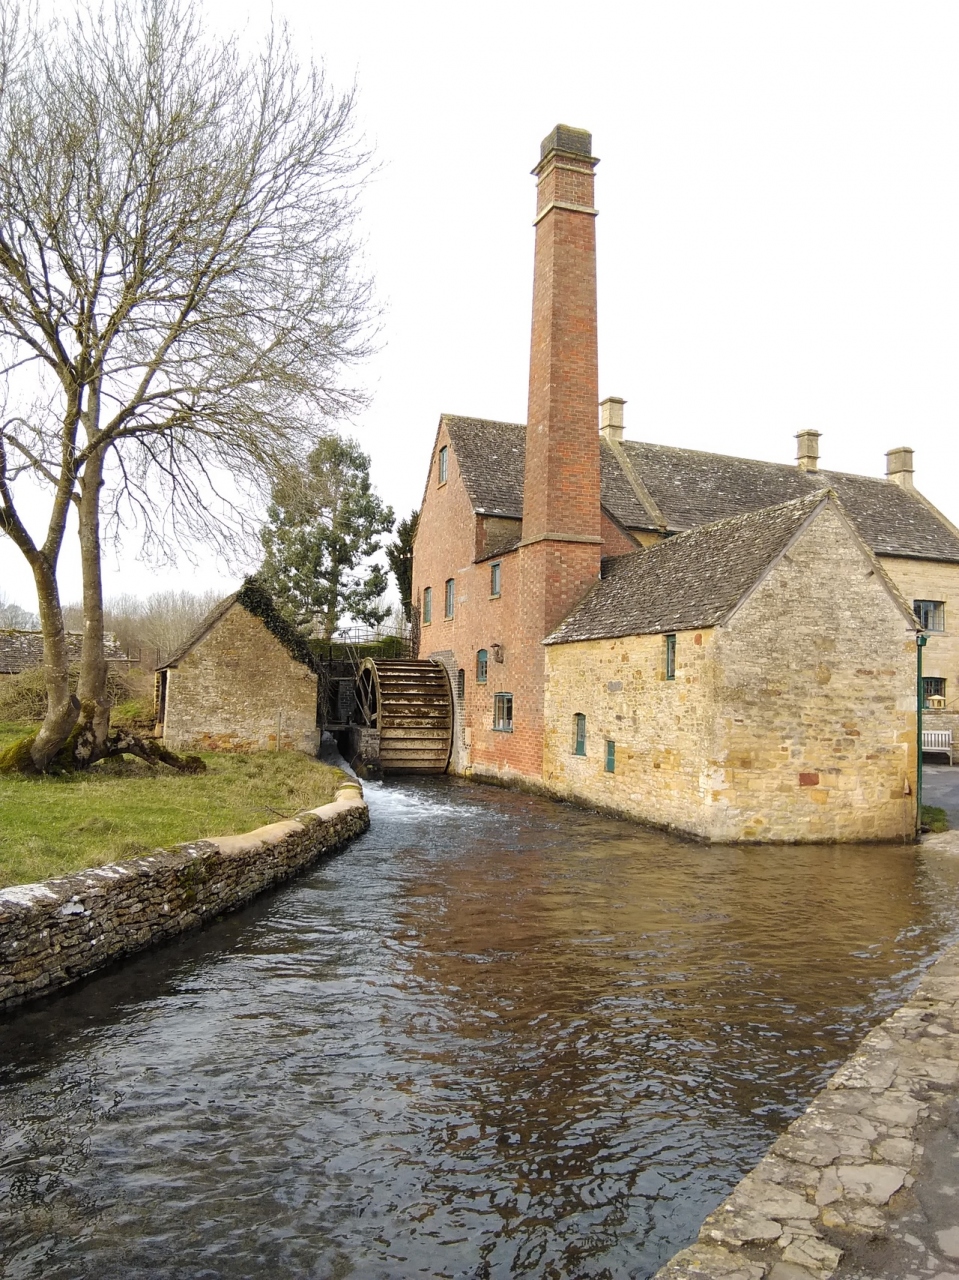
0,779,369,1014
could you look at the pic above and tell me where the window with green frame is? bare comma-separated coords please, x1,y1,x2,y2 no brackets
438,444,448,484
665,633,676,680
422,586,432,625
444,578,454,619
490,562,501,597
476,649,488,683
923,676,947,708
573,713,586,756
493,692,513,731
605,739,615,772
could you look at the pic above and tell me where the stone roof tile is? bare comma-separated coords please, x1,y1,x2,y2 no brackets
545,491,838,644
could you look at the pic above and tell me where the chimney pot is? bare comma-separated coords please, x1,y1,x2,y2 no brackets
886,446,915,489
796,430,821,473
600,397,626,442
540,124,593,161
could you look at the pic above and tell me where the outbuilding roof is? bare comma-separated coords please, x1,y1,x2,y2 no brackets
440,415,959,563
157,580,318,673
545,490,915,645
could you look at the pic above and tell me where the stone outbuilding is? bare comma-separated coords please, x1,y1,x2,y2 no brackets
544,491,920,843
156,581,320,754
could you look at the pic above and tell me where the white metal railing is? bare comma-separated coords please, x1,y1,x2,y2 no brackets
922,729,953,763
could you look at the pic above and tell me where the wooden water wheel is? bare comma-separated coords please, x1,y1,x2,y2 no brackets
355,659,453,774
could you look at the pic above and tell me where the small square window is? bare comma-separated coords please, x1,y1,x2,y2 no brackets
438,445,448,485
444,578,455,619
493,692,513,731
422,587,432,625
915,600,945,632
923,676,947,709
490,562,501,597
605,740,615,772
573,713,586,756
665,633,676,681
476,649,488,683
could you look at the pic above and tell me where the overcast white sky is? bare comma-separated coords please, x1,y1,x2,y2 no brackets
3,0,959,611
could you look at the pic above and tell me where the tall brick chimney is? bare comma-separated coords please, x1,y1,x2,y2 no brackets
520,124,602,631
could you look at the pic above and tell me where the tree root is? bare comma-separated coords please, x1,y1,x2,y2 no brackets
0,727,205,775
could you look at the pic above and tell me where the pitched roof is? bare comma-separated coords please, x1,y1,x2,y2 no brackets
441,415,959,563
619,441,959,562
546,491,862,644
157,580,318,673
443,415,658,529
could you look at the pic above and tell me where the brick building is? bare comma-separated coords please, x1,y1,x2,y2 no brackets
412,124,959,841
156,582,320,754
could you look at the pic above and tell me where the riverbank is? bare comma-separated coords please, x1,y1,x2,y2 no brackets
0,721,345,888
0,777,369,1012
653,918,959,1280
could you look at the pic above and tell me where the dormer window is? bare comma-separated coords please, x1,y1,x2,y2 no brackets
438,445,448,485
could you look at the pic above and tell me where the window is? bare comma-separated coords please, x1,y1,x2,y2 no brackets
422,587,432,625
665,633,676,681
923,677,947,709
605,740,616,773
915,600,946,632
493,693,513,731
438,445,448,485
490,562,501,597
573,713,586,756
456,669,465,699
444,578,455,619
476,649,488,683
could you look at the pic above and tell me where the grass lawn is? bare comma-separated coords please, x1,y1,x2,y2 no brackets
0,722,347,889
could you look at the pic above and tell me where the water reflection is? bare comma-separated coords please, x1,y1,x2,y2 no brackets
2,777,959,1279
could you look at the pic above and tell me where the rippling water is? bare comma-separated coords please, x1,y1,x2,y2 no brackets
3,776,959,1280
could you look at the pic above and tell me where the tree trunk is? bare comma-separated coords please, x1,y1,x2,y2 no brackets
29,553,80,769
76,445,111,754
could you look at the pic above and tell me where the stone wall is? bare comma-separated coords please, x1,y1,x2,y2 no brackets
543,506,918,843
653,925,959,1280
162,602,319,754
880,555,959,745
0,782,368,1013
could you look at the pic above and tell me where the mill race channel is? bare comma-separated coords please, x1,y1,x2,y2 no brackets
3,776,959,1279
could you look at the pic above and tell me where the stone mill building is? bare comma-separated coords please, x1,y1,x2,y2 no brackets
412,124,959,843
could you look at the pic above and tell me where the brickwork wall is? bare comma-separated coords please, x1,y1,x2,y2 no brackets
162,604,319,754
544,506,918,842
0,784,369,1013
879,555,959,743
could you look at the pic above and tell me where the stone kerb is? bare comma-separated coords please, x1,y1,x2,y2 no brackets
652,935,959,1280
0,780,369,1014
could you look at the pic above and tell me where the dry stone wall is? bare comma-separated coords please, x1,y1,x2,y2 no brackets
0,783,368,1013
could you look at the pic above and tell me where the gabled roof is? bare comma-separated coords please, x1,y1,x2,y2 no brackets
439,415,959,563
443,415,659,530
619,441,959,562
545,490,912,645
157,580,318,673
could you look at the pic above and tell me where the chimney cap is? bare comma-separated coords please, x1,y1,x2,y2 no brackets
541,124,593,160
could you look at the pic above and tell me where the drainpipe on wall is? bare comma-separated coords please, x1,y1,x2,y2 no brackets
917,631,927,837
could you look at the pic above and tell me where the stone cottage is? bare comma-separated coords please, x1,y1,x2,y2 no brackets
156,581,320,754
544,491,918,843
411,123,958,840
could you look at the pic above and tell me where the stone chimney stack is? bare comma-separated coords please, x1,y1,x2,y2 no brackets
522,125,601,552
795,430,821,473
886,446,915,489
600,397,626,442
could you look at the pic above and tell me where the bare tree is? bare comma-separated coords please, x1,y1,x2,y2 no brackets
0,591,38,630
0,0,373,770
62,588,221,664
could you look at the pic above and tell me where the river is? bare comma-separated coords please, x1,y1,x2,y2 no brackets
2,776,959,1279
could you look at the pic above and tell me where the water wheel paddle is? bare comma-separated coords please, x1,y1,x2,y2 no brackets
355,659,453,774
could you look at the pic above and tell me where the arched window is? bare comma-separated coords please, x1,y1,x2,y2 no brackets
457,669,465,699
573,713,586,756
476,649,488,683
